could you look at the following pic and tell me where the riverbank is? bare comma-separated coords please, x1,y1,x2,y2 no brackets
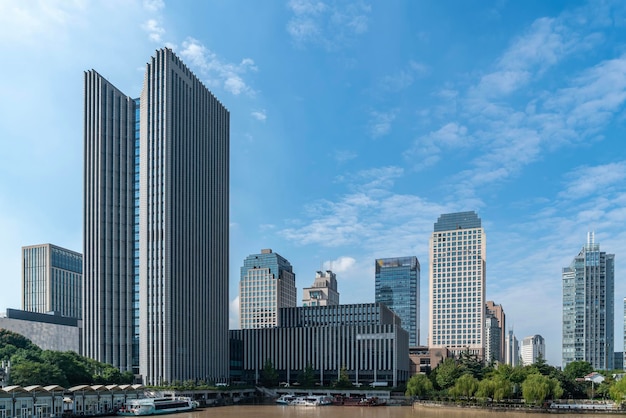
414,400,623,414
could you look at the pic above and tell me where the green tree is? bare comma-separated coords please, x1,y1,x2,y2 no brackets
10,360,66,386
297,363,316,387
260,359,279,387
450,373,479,400
563,361,593,381
435,358,461,389
609,376,626,404
334,366,353,388
522,373,561,404
405,374,433,398
41,351,92,386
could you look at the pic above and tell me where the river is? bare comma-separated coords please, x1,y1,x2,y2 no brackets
171,404,614,418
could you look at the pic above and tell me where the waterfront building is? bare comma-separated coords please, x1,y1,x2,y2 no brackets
484,316,501,364
485,301,505,363
505,329,520,367
230,303,409,387
240,249,296,329
521,334,545,365
0,308,80,353
375,256,420,347
302,270,339,306
428,211,486,359
562,232,614,370
22,243,82,319
84,48,230,384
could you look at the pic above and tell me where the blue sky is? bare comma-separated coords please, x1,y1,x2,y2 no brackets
1,0,626,367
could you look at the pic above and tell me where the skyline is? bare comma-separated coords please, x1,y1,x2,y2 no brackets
2,0,626,367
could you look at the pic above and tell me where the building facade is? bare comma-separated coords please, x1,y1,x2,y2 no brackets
230,303,409,387
240,249,296,329
22,244,82,319
505,329,520,367
485,301,505,363
428,211,486,359
302,270,339,306
0,308,80,353
521,334,545,366
84,48,230,385
484,316,501,364
562,233,614,370
375,256,420,347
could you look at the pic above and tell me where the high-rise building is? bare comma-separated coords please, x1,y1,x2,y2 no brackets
240,249,296,329
84,48,230,385
521,334,545,366
485,301,505,363
22,244,82,319
428,211,486,359
484,316,501,364
375,256,420,346
505,329,520,367
302,270,339,306
562,233,614,370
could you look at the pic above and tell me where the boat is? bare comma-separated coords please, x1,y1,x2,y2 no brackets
289,395,333,406
117,397,196,416
276,394,297,405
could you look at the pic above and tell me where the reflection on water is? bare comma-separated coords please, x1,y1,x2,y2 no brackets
170,404,609,418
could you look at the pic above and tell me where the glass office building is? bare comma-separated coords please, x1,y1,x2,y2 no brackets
22,243,82,319
562,232,614,370
375,256,420,346
84,48,230,384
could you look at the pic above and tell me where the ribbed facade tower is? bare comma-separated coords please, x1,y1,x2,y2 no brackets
84,48,230,384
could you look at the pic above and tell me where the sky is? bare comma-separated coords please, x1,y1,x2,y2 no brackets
1,0,626,367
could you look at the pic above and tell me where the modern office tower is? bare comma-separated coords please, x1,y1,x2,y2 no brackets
84,48,230,385
562,232,614,370
429,211,486,359
485,301,506,362
505,329,520,367
521,334,545,365
22,244,82,319
375,256,420,347
240,249,296,329
302,270,339,306
484,316,501,364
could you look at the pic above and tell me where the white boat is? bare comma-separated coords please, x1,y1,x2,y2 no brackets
289,395,332,406
276,394,297,405
117,397,195,416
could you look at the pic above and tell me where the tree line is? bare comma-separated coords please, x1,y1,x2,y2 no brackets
0,329,134,387
406,352,626,406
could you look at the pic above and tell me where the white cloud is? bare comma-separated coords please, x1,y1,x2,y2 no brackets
141,18,164,42
559,161,626,200
368,110,396,138
179,38,257,96
333,149,357,163
251,110,267,121
323,256,356,273
229,296,240,329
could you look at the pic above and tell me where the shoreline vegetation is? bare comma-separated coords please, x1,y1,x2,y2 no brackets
413,400,622,414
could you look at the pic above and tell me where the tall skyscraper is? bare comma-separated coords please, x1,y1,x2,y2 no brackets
428,211,486,359
302,270,339,306
22,244,82,319
240,249,296,329
562,232,614,370
484,316,501,364
375,256,420,346
485,301,506,363
521,334,545,366
505,329,520,367
84,48,230,385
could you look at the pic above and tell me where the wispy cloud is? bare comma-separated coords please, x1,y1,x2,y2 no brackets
379,61,429,92
559,161,626,200
141,18,164,43
179,38,258,95
286,0,371,49
368,110,396,138
333,149,357,163
251,110,267,121
323,256,356,273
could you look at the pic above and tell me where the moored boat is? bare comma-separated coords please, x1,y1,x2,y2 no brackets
117,397,195,416
288,395,333,406
276,394,297,405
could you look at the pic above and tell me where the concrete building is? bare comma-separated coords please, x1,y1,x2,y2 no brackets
240,249,296,329
302,270,339,307
484,316,501,364
409,346,450,374
428,211,486,359
485,301,505,363
83,48,230,385
375,256,420,347
562,232,614,370
0,308,80,353
521,334,545,366
505,329,520,367
22,244,82,319
230,303,409,387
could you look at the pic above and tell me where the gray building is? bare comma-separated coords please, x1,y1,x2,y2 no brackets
22,244,82,319
302,270,339,307
0,308,80,353
84,48,230,385
230,303,410,387
562,232,614,370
